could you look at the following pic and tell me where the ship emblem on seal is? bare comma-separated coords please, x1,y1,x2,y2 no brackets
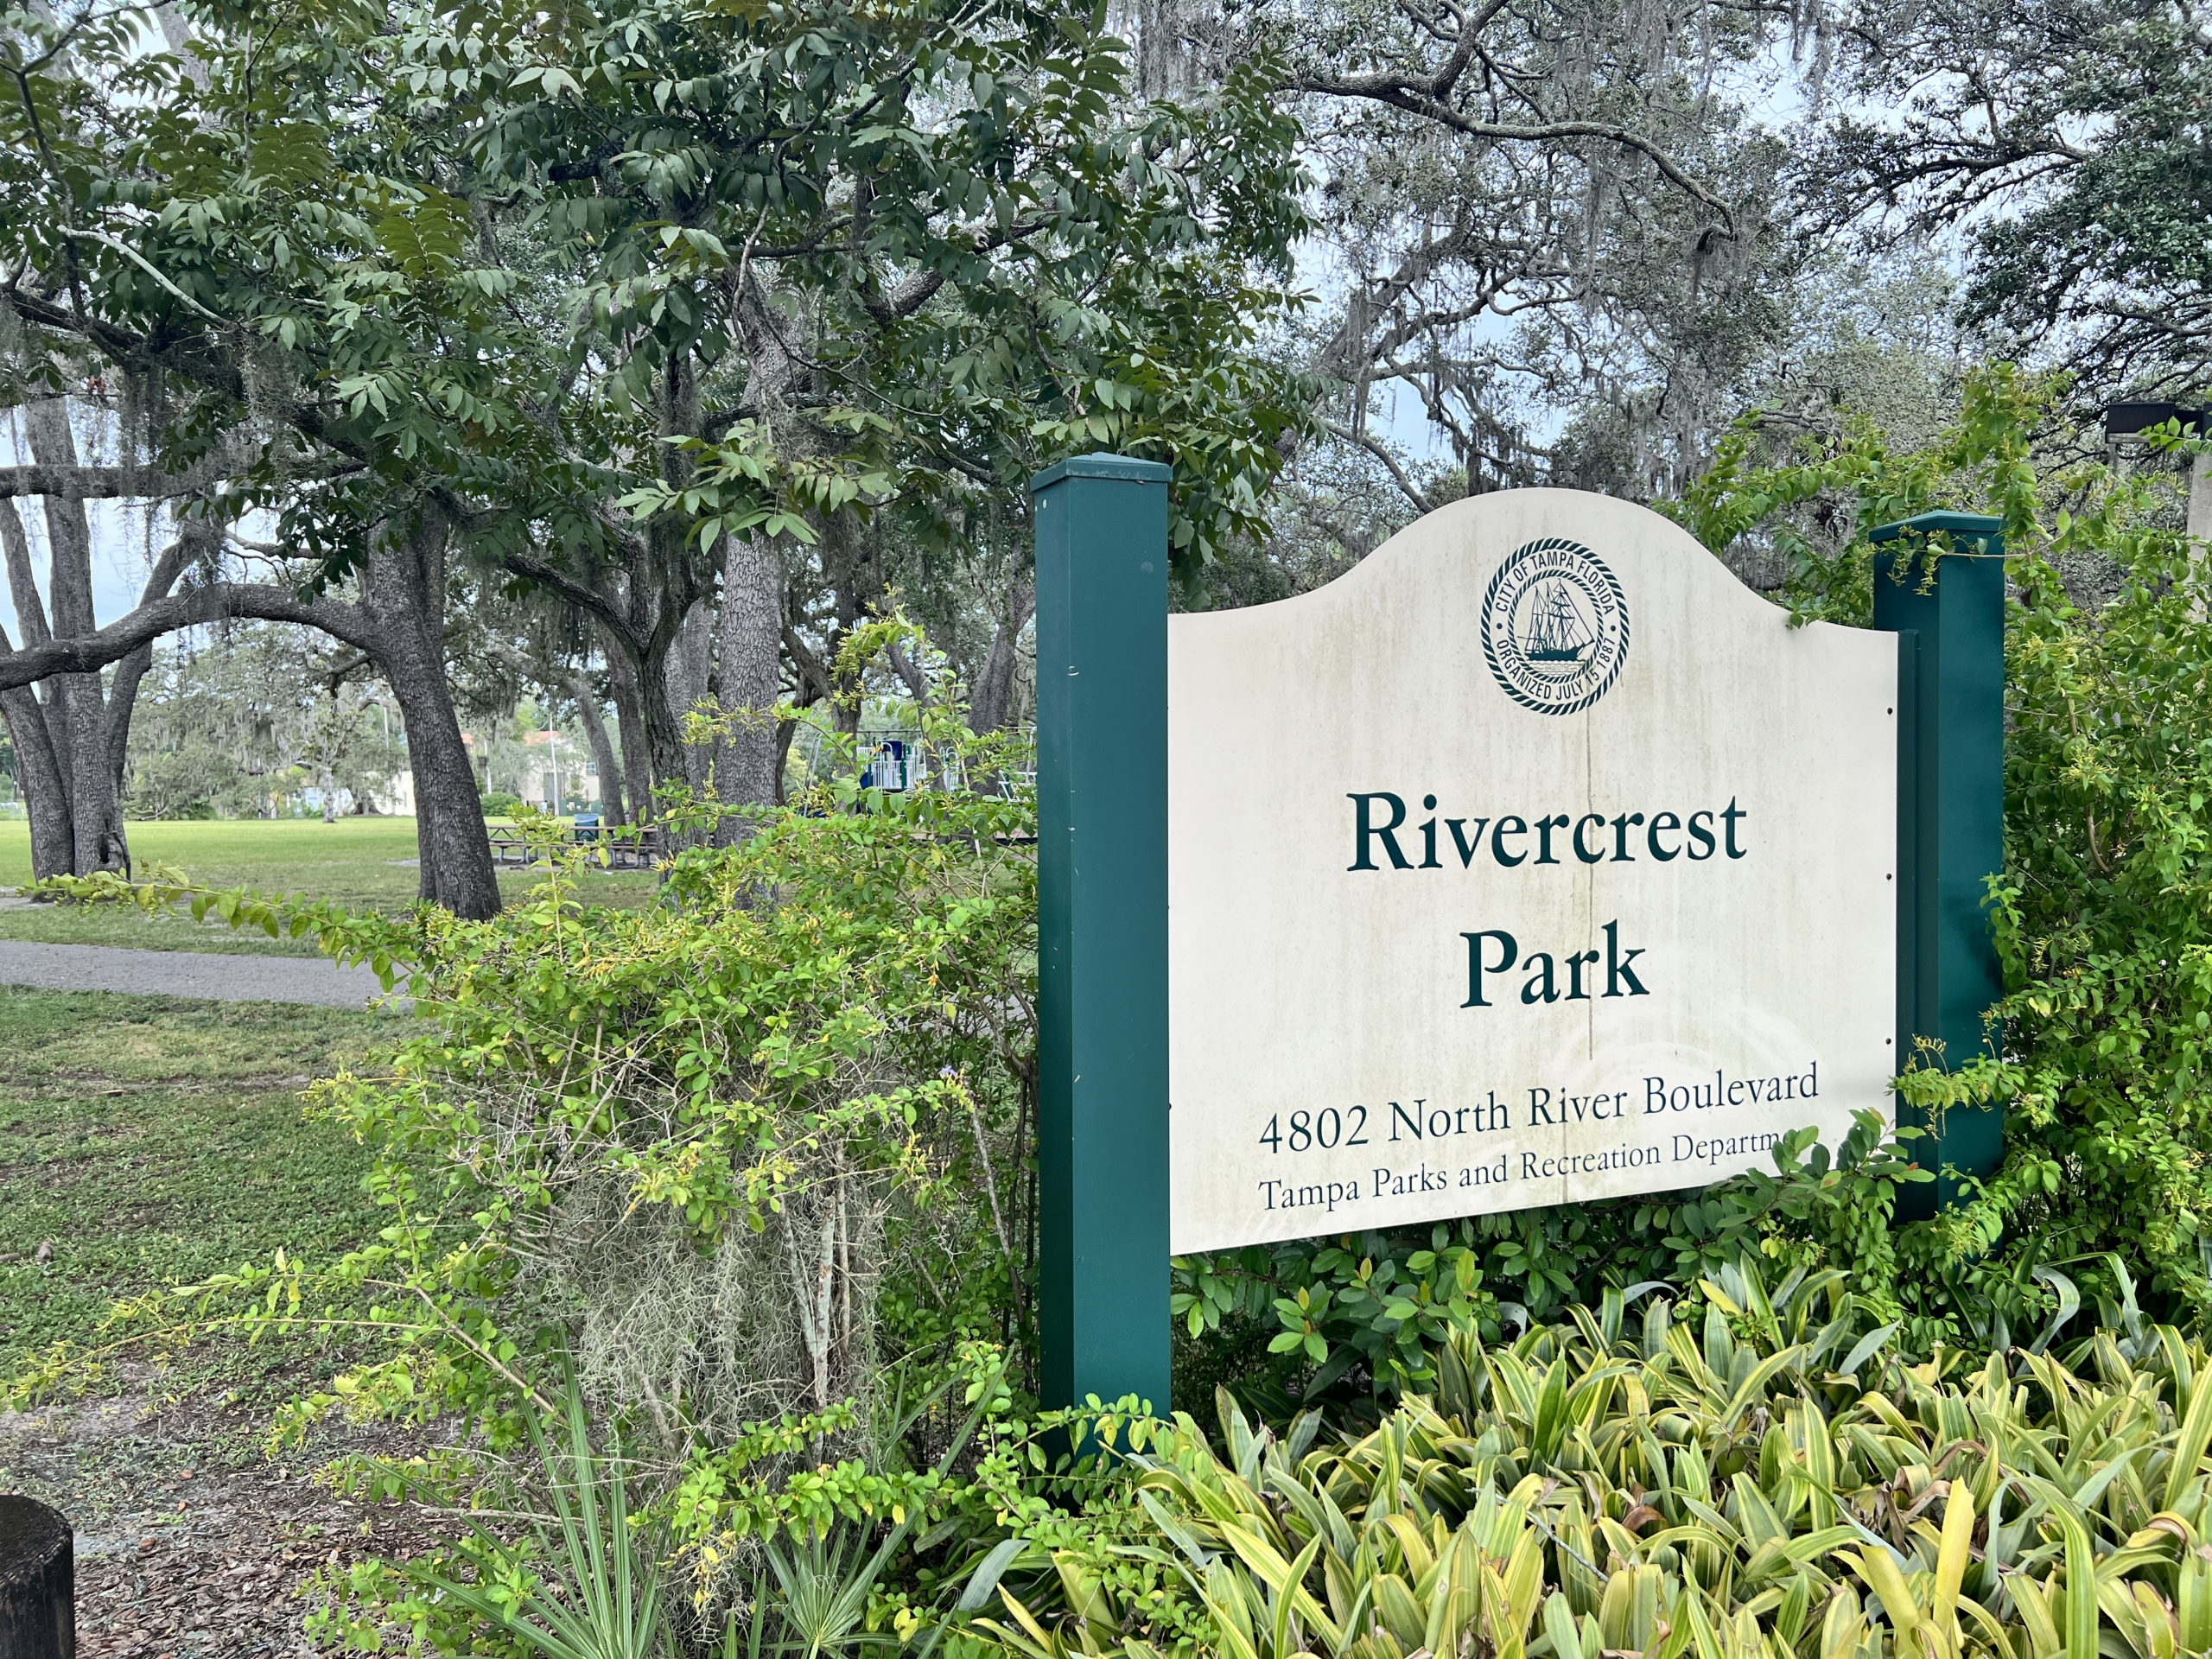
1479,537,1630,715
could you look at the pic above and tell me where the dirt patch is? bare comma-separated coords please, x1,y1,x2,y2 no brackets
73,1503,444,1658
2,1367,456,1656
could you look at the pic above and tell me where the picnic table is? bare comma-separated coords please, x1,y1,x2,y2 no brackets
488,823,666,870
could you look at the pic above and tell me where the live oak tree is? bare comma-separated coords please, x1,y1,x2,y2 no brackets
4,0,1292,911
1238,0,1801,521
1809,0,2212,397
0,403,200,879
0,0,1312,876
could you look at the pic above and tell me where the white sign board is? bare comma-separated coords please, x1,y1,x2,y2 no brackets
1167,490,1897,1254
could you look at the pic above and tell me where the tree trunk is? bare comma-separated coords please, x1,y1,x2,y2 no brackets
561,666,626,826
357,516,501,919
22,400,128,877
971,575,1035,734
0,507,72,884
632,620,690,798
150,0,209,87
664,598,714,792
0,480,74,880
639,355,713,808
0,503,51,658
715,531,783,836
104,642,152,800
101,539,188,801
600,630,654,826
0,1493,72,1659
0,678,70,884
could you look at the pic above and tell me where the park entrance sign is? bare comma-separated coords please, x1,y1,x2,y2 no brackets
1033,455,2003,1417
1166,491,1898,1253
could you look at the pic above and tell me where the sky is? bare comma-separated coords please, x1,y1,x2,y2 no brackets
1,416,157,632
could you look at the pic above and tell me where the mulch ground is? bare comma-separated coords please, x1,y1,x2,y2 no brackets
2,1364,454,1656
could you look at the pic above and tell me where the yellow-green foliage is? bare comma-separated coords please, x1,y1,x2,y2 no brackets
973,1262,2212,1659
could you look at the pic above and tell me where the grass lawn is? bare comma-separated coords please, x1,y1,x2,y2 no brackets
0,986,385,1378
0,988,461,1645
0,817,659,953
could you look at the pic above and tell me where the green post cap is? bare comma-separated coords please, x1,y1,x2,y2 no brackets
1869,512,2004,543
1032,454,1175,492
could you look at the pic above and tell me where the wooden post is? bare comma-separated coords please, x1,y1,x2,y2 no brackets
0,1496,73,1659
1033,454,1173,1415
1870,512,2007,1217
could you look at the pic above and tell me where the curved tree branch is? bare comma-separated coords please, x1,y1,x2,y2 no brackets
491,544,640,649
1323,420,1439,514
1289,74,1738,235
0,582,378,691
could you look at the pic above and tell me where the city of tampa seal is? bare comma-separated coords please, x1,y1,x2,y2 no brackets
1480,537,1630,715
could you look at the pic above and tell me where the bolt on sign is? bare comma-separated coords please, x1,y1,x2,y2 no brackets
1166,489,1898,1253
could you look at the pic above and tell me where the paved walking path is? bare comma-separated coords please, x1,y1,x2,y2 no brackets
0,940,390,1008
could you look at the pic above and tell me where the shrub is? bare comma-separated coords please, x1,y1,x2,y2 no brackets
261,712,1041,1471
972,1256,2212,1659
17,643,1047,1646
1671,368,2212,1326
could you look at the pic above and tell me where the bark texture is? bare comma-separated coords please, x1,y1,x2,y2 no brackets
0,1492,73,1659
23,400,129,877
0,502,72,882
665,598,714,791
601,624,656,825
644,359,710,798
971,575,1034,734
0,673,70,882
715,530,783,836
357,514,503,919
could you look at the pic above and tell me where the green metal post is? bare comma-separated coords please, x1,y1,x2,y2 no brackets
1033,454,1173,1414
1870,511,2006,1217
